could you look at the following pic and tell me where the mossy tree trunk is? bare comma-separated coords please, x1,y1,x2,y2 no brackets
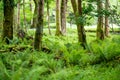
3,0,14,44
31,0,38,28
96,0,104,40
61,0,67,35
34,0,44,50
71,0,87,49
55,0,61,36
105,0,109,37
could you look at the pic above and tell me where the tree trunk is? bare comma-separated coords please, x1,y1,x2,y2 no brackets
71,0,87,49
34,0,44,50
96,0,104,40
29,0,32,11
61,0,67,35
3,0,14,44
31,0,38,28
71,0,77,15
13,7,17,31
29,0,33,25
105,0,109,37
17,0,20,30
55,0,61,36
47,0,51,35
23,0,26,27
77,0,87,49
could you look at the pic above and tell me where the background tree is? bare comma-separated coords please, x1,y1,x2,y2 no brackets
29,0,33,25
23,0,26,27
31,0,38,28
60,0,67,35
17,0,21,30
34,0,44,50
96,0,104,40
55,0,61,36
46,0,51,35
3,0,14,44
71,0,87,49
105,0,110,37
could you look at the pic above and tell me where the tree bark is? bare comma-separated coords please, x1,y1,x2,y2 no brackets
105,0,109,37
17,0,20,30
31,0,38,28
78,0,87,49
3,0,14,44
29,0,33,25
29,0,32,11
47,0,51,35
71,0,87,49
96,0,104,40
71,0,77,16
34,0,44,50
23,0,26,27
61,0,67,35
55,0,61,36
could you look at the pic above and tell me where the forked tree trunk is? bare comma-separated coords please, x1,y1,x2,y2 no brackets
34,0,44,50
96,0,104,40
77,0,86,49
61,0,67,35
3,0,14,44
105,0,109,37
71,0,87,49
55,0,61,36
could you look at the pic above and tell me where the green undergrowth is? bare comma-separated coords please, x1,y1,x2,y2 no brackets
0,32,120,80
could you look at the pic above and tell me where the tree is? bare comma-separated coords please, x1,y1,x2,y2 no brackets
61,0,67,35
29,0,33,25
31,0,38,28
105,0,110,37
17,0,21,29
23,0,26,27
34,0,44,50
46,0,51,35
96,0,104,40
71,0,87,49
55,0,61,36
29,0,32,11
3,0,14,44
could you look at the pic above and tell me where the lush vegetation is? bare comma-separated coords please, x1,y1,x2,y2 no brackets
0,0,120,80
0,29,120,80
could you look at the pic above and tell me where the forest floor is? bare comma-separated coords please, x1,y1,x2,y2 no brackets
0,28,120,80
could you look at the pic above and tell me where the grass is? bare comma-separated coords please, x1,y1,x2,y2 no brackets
0,28,120,80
